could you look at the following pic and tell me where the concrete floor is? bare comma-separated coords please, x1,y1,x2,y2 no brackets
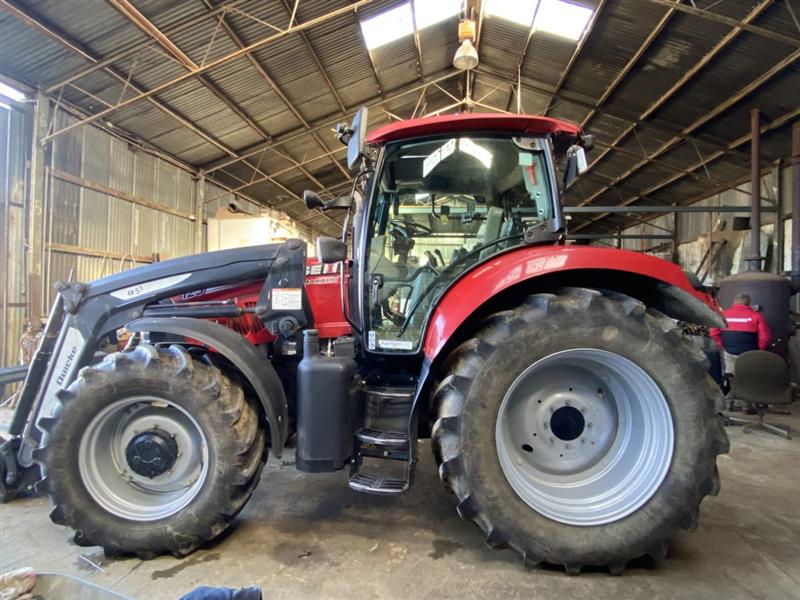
1,410,799,600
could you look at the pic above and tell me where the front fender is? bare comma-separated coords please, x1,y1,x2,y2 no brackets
126,317,289,457
423,245,724,360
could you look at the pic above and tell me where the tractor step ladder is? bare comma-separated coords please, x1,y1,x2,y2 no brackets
348,386,414,495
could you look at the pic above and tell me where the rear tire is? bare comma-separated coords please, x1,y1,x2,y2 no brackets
431,288,728,574
42,344,267,558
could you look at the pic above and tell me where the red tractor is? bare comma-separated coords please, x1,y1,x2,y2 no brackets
2,108,728,573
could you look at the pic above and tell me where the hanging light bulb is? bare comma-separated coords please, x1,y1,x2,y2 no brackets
453,19,478,71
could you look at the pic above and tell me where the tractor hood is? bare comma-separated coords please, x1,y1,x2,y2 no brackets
82,244,282,302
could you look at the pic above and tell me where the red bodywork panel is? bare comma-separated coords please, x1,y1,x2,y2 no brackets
422,245,717,360
181,249,717,360
176,260,350,344
366,113,582,144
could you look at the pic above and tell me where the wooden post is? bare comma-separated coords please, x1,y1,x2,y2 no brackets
27,91,49,324
194,174,205,253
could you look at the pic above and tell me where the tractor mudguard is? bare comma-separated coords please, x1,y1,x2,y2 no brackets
127,317,289,457
405,245,725,446
422,244,724,359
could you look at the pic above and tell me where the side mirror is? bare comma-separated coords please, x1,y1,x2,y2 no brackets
563,145,588,188
303,190,352,211
316,236,348,264
303,190,324,210
336,106,369,170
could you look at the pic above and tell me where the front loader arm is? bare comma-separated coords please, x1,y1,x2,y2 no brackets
7,241,306,486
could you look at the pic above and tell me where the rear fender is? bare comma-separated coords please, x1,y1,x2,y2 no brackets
422,245,724,360
127,317,289,457
408,245,724,442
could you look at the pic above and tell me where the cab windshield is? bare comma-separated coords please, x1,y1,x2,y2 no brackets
364,135,555,353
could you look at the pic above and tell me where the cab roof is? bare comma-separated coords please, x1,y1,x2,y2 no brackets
366,113,583,145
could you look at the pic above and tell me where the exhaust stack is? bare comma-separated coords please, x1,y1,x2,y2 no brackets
746,109,763,271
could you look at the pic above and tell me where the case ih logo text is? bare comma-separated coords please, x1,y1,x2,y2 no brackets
305,263,340,276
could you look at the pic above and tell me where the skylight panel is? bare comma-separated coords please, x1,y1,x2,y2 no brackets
413,0,461,29
485,0,538,27
360,3,414,50
0,81,26,103
533,0,593,41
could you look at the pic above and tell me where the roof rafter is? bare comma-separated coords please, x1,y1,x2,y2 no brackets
201,0,350,182
575,40,799,213
541,0,607,116
580,0,775,183
38,0,379,145
108,0,345,196
572,106,800,231
0,0,236,156
201,69,463,175
647,0,800,47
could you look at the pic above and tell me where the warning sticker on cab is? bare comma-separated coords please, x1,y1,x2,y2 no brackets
271,288,302,310
377,339,414,351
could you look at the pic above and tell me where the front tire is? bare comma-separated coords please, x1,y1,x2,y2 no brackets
42,344,267,558
431,288,728,574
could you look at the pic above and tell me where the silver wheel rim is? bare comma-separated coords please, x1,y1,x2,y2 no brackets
495,348,674,526
78,396,209,521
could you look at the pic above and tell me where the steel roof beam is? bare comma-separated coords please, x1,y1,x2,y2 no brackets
541,0,607,116
647,0,800,47
108,0,335,200
580,0,775,185
565,205,777,214
476,66,760,164
409,1,424,80
200,70,463,174
277,0,347,115
576,44,799,212
572,106,800,231
202,0,349,183
43,0,250,94
0,0,237,157
580,5,675,128
39,0,379,145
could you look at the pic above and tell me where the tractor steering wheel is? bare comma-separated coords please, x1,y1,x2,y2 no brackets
389,219,433,238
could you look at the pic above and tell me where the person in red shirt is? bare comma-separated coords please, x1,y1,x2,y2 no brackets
709,292,772,375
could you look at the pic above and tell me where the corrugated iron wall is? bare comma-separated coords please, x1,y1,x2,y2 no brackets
617,163,793,285
42,110,198,311
0,102,30,373
2,101,316,382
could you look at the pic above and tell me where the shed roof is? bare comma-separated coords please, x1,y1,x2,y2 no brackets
1,0,797,237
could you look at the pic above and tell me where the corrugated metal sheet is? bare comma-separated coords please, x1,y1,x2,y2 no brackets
0,103,30,379
2,0,797,241
38,108,199,308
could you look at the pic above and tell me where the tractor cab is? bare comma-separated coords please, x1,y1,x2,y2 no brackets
308,109,590,355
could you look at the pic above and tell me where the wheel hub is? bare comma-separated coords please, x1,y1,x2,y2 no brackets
495,348,674,526
125,430,179,478
79,396,208,521
524,384,617,475
550,405,585,441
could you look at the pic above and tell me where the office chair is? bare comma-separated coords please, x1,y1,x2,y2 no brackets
727,350,792,439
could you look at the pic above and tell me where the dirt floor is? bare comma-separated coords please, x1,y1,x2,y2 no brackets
1,408,799,599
